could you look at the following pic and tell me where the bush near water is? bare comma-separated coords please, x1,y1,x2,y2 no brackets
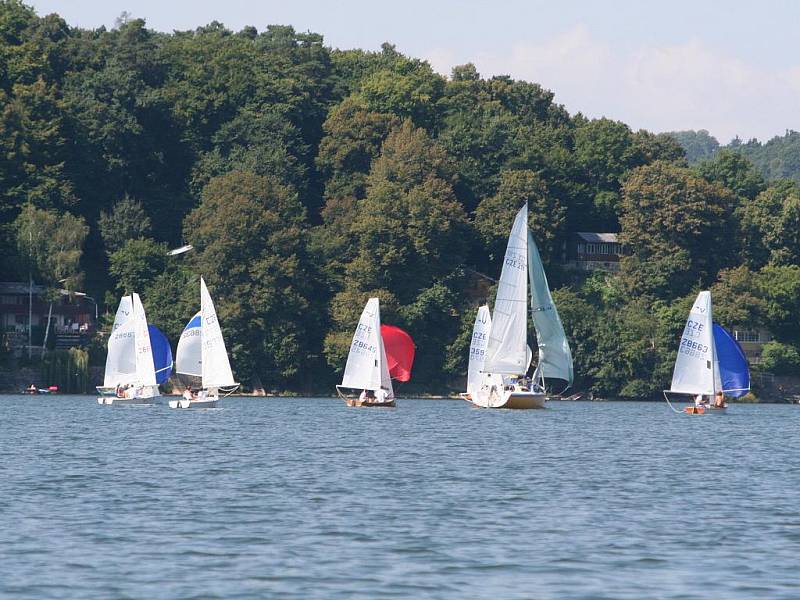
40,349,90,394
2,1,800,397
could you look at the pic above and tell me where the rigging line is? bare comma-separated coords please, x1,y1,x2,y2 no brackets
662,391,684,414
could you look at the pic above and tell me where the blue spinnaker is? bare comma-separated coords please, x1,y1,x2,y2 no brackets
148,324,173,384
713,323,750,397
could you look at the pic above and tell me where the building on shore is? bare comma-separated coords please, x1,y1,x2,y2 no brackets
0,282,97,356
563,232,624,272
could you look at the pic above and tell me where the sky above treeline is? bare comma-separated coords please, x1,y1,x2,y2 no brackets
30,0,800,144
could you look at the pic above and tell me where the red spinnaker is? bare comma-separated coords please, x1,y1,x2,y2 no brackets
381,324,415,382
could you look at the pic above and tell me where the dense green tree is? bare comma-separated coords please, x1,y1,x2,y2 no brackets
738,181,800,268
758,265,800,346
324,121,468,384
666,129,719,164
98,195,152,254
619,161,737,298
760,342,800,375
474,169,565,264
15,203,88,290
108,238,167,294
184,171,315,386
695,149,766,201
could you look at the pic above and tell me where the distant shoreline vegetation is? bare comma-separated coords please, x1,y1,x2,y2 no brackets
1,1,799,399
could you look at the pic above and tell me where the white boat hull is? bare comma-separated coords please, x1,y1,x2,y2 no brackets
97,385,159,406
97,396,156,406
168,397,219,409
472,384,546,409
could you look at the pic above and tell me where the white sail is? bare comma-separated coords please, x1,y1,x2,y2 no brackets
467,306,491,398
669,291,716,395
200,277,236,388
483,204,529,375
341,298,388,394
132,293,157,387
103,295,136,387
176,311,202,379
528,230,574,388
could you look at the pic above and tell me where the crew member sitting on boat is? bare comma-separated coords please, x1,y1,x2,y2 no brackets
714,390,726,408
183,386,194,402
26,383,37,393
694,394,710,408
375,388,388,403
359,389,376,403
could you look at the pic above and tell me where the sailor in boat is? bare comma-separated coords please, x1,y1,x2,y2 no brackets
26,383,37,394
714,390,727,408
375,388,388,403
183,385,194,402
359,389,376,403
694,394,710,408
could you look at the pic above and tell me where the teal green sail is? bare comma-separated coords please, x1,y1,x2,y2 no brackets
527,230,574,388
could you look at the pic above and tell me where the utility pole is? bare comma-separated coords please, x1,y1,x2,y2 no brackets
28,227,32,360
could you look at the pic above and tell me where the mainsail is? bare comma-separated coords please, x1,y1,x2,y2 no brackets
483,204,529,375
103,295,136,387
200,277,236,388
132,293,157,387
467,306,491,398
669,291,716,395
528,230,574,387
341,298,393,398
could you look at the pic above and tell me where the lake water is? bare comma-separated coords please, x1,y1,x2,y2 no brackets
1,396,799,599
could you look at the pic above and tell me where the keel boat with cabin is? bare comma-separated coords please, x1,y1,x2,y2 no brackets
471,204,573,409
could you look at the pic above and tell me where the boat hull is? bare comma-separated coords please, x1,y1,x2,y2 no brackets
472,386,546,409
345,398,395,408
168,398,219,409
97,396,155,406
503,391,546,409
684,405,727,415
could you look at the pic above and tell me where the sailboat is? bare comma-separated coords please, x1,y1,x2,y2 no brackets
664,291,750,414
336,297,395,407
472,203,573,409
171,277,238,409
97,293,171,405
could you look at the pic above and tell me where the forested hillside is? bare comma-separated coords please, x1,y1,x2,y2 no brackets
668,129,800,183
2,1,799,396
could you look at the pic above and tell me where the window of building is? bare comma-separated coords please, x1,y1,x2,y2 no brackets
734,330,760,343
